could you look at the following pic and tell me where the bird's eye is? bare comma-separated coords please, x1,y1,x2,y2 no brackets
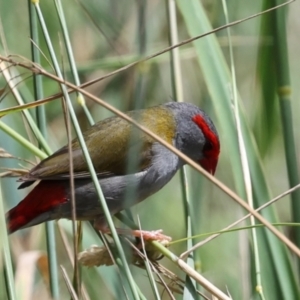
203,141,213,152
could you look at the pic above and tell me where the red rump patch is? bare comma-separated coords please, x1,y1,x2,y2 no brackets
6,181,67,233
192,114,220,174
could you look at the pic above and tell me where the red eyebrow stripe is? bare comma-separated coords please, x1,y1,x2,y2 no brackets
192,114,220,153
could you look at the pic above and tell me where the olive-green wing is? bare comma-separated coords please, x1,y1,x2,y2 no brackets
21,106,175,182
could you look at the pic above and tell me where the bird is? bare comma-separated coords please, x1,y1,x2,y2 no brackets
6,102,220,239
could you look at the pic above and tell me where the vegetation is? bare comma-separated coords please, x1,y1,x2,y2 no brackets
0,0,299,299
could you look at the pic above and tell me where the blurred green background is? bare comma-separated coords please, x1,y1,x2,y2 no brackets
1,0,300,299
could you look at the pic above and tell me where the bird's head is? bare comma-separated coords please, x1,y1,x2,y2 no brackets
192,114,220,175
164,102,220,175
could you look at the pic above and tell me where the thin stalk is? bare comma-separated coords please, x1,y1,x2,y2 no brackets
33,3,140,299
221,2,264,299
0,182,17,300
166,0,199,299
60,266,79,300
166,0,183,102
53,0,94,126
151,241,230,300
65,102,81,298
137,219,161,300
180,183,300,251
0,121,47,159
133,0,147,109
132,4,158,296
121,0,148,223
0,59,51,156
53,0,90,295
28,1,59,298
57,223,90,300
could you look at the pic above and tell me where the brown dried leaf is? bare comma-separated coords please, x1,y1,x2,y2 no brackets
37,254,50,290
0,148,35,167
78,245,114,267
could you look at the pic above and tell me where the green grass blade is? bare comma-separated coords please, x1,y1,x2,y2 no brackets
0,182,17,300
271,0,300,263
176,0,299,298
28,1,60,298
254,1,278,156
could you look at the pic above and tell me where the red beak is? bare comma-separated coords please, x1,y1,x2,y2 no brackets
199,158,218,175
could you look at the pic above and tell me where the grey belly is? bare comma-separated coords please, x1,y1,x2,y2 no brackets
57,167,176,223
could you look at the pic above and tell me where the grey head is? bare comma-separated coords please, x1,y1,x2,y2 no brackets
164,102,220,174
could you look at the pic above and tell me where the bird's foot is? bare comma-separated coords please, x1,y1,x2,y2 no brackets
98,226,172,242
130,229,172,242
